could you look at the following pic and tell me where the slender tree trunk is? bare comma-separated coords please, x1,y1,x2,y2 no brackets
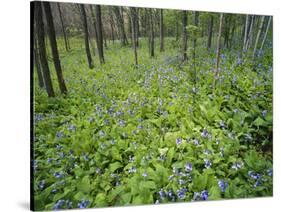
243,15,249,51
95,5,105,64
136,9,139,47
160,9,164,52
80,4,93,69
246,15,254,50
229,19,236,48
212,13,223,96
175,13,179,41
109,7,115,43
102,25,107,49
253,16,265,58
207,15,213,50
193,12,199,86
35,2,55,97
34,37,44,88
149,9,155,57
260,16,272,51
57,3,70,51
113,7,128,46
130,8,138,66
43,2,67,94
182,11,188,62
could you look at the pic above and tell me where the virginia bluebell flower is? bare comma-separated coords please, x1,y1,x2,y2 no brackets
38,180,45,190
218,180,228,192
262,110,267,118
204,159,212,169
65,200,72,209
142,172,148,178
267,169,273,177
201,190,208,200
53,171,63,178
128,166,137,174
185,163,192,172
193,192,200,200
193,139,199,146
159,188,166,200
67,124,76,132
201,129,208,138
177,188,188,200
56,132,64,138
77,199,90,209
53,199,65,210
176,138,182,145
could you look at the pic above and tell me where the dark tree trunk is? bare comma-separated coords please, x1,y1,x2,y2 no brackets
193,12,199,83
149,9,155,57
34,2,55,97
207,15,213,50
34,37,44,88
43,2,67,94
57,3,70,51
95,5,105,64
136,9,139,47
80,4,93,69
109,7,115,43
182,11,188,62
160,9,164,52
130,7,138,66
175,13,179,41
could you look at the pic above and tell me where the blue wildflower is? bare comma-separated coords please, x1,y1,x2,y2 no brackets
204,159,212,169
267,169,273,177
118,120,125,127
176,138,182,145
65,200,72,209
67,124,76,132
185,163,192,172
77,199,90,209
35,114,44,122
193,139,199,146
218,180,228,192
53,171,63,178
98,130,105,137
177,188,188,200
56,132,64,138
159,188,166,200
233,108,238,113
142,172,148,178
201,190,208,200
262,110,267,118
38,180,45,190
193,192,200,200
201,129,208,138
53,199,65,210
128,166,137,174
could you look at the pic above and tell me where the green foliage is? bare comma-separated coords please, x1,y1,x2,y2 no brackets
33,35,273,210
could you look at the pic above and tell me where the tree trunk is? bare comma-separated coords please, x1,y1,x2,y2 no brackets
182,11,188,62
113,7,128,46
175,13,179,41
34,37,44,88
243,15,249,51
160,9,164,52
245,15,255,50
95,5,105,64
130,7,138,66
207,15,213,50
34,2,55,97
212,13,223,96
149,9,155,57
80,4,93,69
43,2,67,94
109,7,115,43
57,3,70,51
253,16,265,58
260,16,272,51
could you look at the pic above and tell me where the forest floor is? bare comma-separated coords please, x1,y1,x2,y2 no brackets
33,37,273,210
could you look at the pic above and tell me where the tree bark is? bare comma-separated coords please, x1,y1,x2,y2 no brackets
160,9,164,52
95,5,105,64
253,16,265,58
80,4,93,69
212,13,223,96
113,7,128,46
260,16,272,51
245,15,255,50
43,2,67,94
243,15,249,51
207,15,213,50
182,11,188,62
130,7,138,66
35,2,55,97
57,3,70,51
34,37,44,88
149,9,155,57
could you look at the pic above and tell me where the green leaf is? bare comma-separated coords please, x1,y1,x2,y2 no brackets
109,161,123,173
77,176,91,193
94,193,107,207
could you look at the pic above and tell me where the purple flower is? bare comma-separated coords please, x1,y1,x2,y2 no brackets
193,139,199,146
218,180,228,192
177,188,188,199
193,192,200,200
262,110,267,118
56,132,64,138
53,199,65,210
53,171,63,178
201,129,208,138
159,188,166,200
128,166,137,174
77,199,90,209
67,124,76,132
176,138,182,145
201,190,208,200
185,163,192,172
204,159,212,169
267,169,273,177
142,172,148,178
38,180,45,190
